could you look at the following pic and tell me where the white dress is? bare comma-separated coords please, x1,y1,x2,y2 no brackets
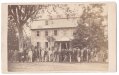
28,51,32,58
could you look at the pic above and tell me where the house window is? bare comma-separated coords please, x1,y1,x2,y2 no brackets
45,20,48,25
45,31,48,36
37,42,40,48
37,31,39,36
54,30,57,36
45,42,48,48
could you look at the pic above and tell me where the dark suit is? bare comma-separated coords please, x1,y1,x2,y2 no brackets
74,50,78,62
83,50,87,61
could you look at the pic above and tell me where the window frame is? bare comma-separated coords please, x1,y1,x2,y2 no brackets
45,20,48,25
54,30,57,36
45,30,48,36
37,31,40,36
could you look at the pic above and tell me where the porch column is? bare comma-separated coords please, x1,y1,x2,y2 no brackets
69,42,72,49
59,42,62,51
65,43,68,49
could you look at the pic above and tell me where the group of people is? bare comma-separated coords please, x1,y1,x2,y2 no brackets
8,47,108,63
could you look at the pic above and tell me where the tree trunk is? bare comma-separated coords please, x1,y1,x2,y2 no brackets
18,26,23,52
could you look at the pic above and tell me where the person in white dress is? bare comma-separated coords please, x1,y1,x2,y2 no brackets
77,48,81,63
28,49,33,62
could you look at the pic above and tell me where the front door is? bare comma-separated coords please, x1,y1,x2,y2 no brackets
61,43,66,49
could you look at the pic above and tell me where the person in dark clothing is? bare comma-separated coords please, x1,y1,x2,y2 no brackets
10,50,14,62
39,48,41,62
83,48,87,62
56,49,59,62
59,49,63,62
66,49,70,62
63,49,68,62
74,48,78,62
60,49,64,62
32,50,35,62
53,48,57,62
72,48,75,62
87,50,91,62
21,51,25,62
44,48,48,62
24,50,26,62
34,47,37,62
18,51,21,62
62,49,65,62
77,48,81,62
69,49,72,62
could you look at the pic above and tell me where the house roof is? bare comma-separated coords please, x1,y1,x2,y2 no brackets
31,18,79,29
56,36,74,42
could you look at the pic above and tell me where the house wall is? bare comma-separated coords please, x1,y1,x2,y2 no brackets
31,28,75,49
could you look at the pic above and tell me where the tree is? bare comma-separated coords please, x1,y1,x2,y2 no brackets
8,5,43,52
71,4,108,51
8,19,19,51
46,36,55,50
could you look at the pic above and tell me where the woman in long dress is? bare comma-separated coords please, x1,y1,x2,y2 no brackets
28,49,33,62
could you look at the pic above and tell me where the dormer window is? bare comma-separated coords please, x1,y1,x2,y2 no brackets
45,20,48,25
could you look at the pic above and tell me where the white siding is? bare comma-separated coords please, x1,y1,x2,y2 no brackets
31,28,75,49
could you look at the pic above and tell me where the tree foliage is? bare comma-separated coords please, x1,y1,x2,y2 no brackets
8,20,19,51
8,5,43,51
71,4,108,51
8,4,108,52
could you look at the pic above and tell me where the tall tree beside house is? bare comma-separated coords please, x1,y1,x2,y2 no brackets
8,18,19,51
8,5,43,52
71,4,108,51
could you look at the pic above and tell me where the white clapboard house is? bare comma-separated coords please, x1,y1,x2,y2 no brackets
30,18,79,50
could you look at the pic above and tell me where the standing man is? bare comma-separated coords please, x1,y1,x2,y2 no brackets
48,48,52,62
53,48,56,62
44,48,48,62
61,49,64,62
72,48,75,62
69,48,72,62
59,49,62,62
90,50,94,62
81,49,84,62
83,48,87,62
13,50,18,62
37,47,39,62
74,48,78,62
86,48,89,62
25,49,29,62
38,47,41,62
63,49,68,62
10,50,14,62
34,47,37,62
41,48,45,62
87,49,91,62
62,49,66,62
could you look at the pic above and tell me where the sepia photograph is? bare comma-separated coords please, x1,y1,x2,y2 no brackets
1,2,116,73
